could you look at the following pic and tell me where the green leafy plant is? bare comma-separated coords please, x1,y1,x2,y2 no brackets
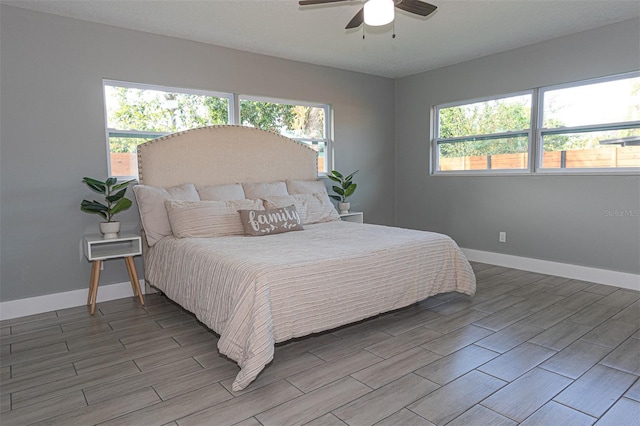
327,170,358,202
81,177,135,222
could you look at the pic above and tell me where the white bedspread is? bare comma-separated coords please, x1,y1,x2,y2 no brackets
146,221,476,391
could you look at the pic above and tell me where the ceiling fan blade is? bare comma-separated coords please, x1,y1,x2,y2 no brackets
345,7,364,29
299,0,350,5
396,0,437,17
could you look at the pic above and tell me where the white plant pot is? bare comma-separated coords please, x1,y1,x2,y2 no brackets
99,221,121,239
338,202,350,214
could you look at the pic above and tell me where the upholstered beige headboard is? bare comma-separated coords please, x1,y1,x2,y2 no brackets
137,125,319,187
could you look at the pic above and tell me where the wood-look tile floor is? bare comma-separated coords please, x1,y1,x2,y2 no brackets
1,262,639,425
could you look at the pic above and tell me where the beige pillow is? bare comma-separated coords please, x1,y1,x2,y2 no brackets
133,183,200,246
313,191,342,222
239,205,304,236
165,199,263,238
197,183,245,201
242,181,288,199
286,179,328,195
262,193,340,225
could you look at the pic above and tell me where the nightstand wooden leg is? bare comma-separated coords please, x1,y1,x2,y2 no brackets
87,261,98,305
125,258,138,297
89,260,102,315
125,256,144,306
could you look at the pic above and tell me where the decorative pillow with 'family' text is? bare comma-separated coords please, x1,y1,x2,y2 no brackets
239,205,304,236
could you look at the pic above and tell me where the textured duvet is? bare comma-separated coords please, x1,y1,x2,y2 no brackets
146,220,476,391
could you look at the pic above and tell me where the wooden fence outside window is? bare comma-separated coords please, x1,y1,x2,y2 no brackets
439,146,640,171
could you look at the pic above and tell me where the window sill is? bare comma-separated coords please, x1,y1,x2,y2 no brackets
432,169,640,177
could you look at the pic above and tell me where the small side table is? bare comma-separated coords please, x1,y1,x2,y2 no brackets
82,233,144,315
340,212,364,224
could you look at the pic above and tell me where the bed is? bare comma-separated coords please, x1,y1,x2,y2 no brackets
135,125,476,391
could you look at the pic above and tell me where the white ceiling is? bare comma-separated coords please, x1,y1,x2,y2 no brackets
2,0,639,78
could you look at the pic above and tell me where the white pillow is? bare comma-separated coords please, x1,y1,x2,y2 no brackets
133,183,200,246
262,193,340,225
165,199,263,238
197,183,245,201
242,181,287,199
286,179,328,195
261,194,310,224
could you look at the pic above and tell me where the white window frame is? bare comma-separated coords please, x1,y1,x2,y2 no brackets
432,90,535,176
103,80,235,178
239,95,333,175
432,72,640,176
103,80,332,178
535,72,640,175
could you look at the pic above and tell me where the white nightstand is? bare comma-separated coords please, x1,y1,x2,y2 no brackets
340,212,364,224
83,233,144,315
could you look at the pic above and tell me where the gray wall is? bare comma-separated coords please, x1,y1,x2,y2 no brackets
2,6,638,305
0,5,396,301
395,18,640,274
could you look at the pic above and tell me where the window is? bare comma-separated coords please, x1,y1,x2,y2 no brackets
104,81,333,177
239,96,331,174
538,74,640,171
433,72,640,175
434,92,533,173
103,81,233,178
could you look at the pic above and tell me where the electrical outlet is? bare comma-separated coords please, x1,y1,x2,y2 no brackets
499,231,507,243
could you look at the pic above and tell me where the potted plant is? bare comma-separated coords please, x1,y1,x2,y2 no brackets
81,177,135,238
328,169,358,214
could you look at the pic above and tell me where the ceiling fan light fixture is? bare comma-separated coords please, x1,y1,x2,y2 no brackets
363,0,395,26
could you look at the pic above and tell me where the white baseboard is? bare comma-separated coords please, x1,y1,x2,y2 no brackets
462,248,640,292
0,280,146,321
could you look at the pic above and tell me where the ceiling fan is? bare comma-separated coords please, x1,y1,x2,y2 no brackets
298,0,437,30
